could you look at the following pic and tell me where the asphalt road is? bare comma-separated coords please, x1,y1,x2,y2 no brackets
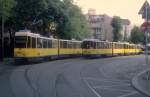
0,55,149,97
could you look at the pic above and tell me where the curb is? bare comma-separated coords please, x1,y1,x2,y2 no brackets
132,68,150,96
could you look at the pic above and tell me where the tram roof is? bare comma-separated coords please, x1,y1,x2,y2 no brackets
15,30,40,37
83,39,112,43
59,39,81,42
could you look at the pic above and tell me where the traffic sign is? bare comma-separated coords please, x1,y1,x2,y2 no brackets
139,1,150,20
140,21,150,31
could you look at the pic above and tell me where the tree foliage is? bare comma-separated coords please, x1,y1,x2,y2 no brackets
130,26,144,44
61,0,90,40
13,0,48,29
111,16,123,42
0,0,16,19
2,0,90,40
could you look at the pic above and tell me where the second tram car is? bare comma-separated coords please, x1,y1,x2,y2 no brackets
82,39,113,57
82,39,142,58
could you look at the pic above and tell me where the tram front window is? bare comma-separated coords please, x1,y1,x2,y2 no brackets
15,36,27,48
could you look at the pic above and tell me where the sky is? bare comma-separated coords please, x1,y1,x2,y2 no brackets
75,0,150,25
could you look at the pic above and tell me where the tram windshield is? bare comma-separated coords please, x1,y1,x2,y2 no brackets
15,36,27,48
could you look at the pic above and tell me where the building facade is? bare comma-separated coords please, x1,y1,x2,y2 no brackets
121,19,131,41
86,9,113,41
86,9,132,42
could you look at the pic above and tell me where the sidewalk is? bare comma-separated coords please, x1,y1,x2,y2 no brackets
132,67,150,96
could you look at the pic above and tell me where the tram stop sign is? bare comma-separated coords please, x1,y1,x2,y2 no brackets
140,21,150,32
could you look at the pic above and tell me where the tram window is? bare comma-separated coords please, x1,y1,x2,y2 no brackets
121,44,124,49
93,42,96,49
82,41,93,49
68,42,72,48
110,43,112,48
37,38,42,48
101,42,103,49
108,43,110,48
96,42,99,48
104,43,107,49
52,40,58,48
118,44,120,49
98,42,101,49
104,43,106,49
117,44,119,49
127,45,129,49
63,41,67,48
60,41,63,48
73,42,76,48
77,42,80,48
48,40,52,48
102,43,104,48
32,37,36,48
119,44,121,49
116,44,118,49
27,37,31,48
108,43,110,49
75,42,78,48
115,44,117,49
15,36,27,48
126,45,128,49
106,43,109,49
78,43,81,48
43,39,47,48
107,43,109,49
77,43,79,48
72,42,76,48
107,43,109,48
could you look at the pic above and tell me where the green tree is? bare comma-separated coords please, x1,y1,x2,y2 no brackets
13,0,48,30
130,26,144,44
2,0,90,40
44,0,90,39
62,0,90,40
111,16,123,42
0,0,16,60
0,0,16,31
0,0,16,19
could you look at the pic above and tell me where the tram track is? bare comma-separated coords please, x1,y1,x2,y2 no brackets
4,55,149,97
24,65,43,97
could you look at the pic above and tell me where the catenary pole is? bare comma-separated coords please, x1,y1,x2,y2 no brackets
0,12,4,61
145,0,149,65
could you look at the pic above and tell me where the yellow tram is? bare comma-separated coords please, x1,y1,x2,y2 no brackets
14,30,142,61
82,39,113,57
14,30,82,61
82,39,142,58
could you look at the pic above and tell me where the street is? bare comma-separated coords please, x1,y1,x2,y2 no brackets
0,55,149,97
